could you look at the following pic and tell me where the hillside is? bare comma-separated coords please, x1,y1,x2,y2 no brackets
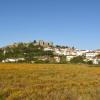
0,41,72,64
0,41,55,63
0,40,100,64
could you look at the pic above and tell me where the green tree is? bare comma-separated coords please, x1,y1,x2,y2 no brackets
87,61,93,65
60,55,66,63
0,49,4,61
70,56,85,64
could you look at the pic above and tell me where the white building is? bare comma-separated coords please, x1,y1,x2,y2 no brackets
76,50,89,56
66,55,76,61
85,51,98,60
54,56,60,63
92,56,100,64
93,59,99,64
44,47,53,51
2,58,17,63
2,58,25,63
54,48,62,55
54,48,76,56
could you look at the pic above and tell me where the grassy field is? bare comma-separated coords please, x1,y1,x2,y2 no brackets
0,64,100,100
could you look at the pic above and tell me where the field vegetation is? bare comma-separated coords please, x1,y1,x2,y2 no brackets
0,64,100,100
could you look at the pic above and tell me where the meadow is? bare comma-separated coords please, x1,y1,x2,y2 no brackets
0,64,100,100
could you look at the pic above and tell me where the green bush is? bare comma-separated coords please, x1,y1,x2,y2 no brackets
70,56,85,64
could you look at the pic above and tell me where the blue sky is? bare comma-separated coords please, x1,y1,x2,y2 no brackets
0,0,100,50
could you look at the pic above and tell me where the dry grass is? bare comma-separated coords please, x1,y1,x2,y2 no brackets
0,64,100,100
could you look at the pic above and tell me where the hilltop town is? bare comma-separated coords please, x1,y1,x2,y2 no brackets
0,40,100,64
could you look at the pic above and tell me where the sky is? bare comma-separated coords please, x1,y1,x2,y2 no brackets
0,0,100,50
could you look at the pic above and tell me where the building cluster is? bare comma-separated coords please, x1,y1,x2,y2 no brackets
33,40,53,47
1,40,100,64
9,40,53,48
44,45,100,64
